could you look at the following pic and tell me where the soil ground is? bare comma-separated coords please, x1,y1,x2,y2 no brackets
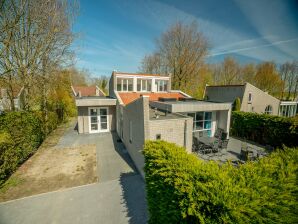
0,119,98,202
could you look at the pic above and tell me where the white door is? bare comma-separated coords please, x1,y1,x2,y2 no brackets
89,107,109,133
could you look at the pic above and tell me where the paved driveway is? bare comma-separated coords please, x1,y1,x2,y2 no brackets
0,124,148,224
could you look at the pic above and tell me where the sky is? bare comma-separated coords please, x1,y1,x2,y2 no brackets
73,0,298,77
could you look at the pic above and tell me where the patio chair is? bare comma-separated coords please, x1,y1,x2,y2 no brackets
199,144,213,154
212,140,221,153
220,139,229,149
214,128,223,139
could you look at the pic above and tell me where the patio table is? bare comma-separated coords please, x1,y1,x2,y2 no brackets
196,136,217,146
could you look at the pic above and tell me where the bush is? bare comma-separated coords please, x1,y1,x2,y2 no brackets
35,111,59,136
0,111,44,185
231,111,298,148
233,97,241,111
143,140,298,224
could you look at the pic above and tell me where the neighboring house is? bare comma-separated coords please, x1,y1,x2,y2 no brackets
0,87,25,112
72,85,106,97
279,101,298,117
74,72,231,177
72,85,116,134
204,82,281,116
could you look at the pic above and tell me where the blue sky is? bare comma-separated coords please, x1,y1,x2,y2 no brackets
73,0,298,77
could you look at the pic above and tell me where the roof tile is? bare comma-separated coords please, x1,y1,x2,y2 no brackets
118,92,186,105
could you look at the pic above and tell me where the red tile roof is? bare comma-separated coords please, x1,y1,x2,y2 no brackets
114,72,167,77
72,86,105,97
118,92,186,105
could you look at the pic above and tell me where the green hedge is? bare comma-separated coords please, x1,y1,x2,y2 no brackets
143,140,298,224
0,111,59,186
231,111,298,148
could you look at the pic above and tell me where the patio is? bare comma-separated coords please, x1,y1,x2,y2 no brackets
195,136,267,163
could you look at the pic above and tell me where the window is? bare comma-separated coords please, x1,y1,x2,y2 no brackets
265,105,272,114
188,112,212,137
156,134,161,140
137,79,151,92
129,120,132,143
116,78,133,91
155,80,168,92
248,92,252,103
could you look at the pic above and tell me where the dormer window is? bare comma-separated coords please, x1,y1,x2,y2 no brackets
137,79,151,92
117,78,133,91
156,80,168,92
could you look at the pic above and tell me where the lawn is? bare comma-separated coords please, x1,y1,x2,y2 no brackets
0,120,98,202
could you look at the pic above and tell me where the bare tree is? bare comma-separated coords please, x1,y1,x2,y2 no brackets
0,0,77,111
280,61,298,100
139,53,162,74
140,21,209,96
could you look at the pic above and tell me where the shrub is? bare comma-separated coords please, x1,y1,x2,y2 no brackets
143,140,298,224
34,111,59,136
231,111,298,147
233,97,241,111
0,111,44,185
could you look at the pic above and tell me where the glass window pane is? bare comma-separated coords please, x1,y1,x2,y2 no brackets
123,80,127,91
128,79,133,91
100,116,107,122
207,130,211,137
137,79,141,91
91,124,98,130
91,117,97,123
141,80,147,91
101,122,107,129
147,81,152,91
164,81,168,91
90,109,97,116
117,78,122,91
195,121,203,130
204,120,211,129
204,112,212,120
100,109,107,115
196,112,204,121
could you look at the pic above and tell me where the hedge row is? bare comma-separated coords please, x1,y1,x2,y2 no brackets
0,111,59,186
143,140,298,224
231,111,298,148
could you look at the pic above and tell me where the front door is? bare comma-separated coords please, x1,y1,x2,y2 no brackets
89,107,109,133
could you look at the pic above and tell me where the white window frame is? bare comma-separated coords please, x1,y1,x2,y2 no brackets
156,80,168,92
89,107,109,133
116,78,133,92
137,79,151,92
188,111,212,136
264,105,272,114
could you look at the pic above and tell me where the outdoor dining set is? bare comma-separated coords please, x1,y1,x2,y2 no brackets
192,128,229,155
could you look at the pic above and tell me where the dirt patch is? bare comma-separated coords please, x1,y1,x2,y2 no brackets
0,120,98,202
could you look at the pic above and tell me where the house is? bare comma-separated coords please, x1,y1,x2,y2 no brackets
74,72,231,177
204,82,281,115
0,87,25,112
72,85,106,97
279,101,298,117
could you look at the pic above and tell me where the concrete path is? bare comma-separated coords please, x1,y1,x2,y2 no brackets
0,123,148,224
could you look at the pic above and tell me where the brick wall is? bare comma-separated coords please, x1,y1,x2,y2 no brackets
148,117,193,153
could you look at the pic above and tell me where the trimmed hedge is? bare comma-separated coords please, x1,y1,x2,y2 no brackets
143,140,298,224
231,111,298,148
0,111,59,186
